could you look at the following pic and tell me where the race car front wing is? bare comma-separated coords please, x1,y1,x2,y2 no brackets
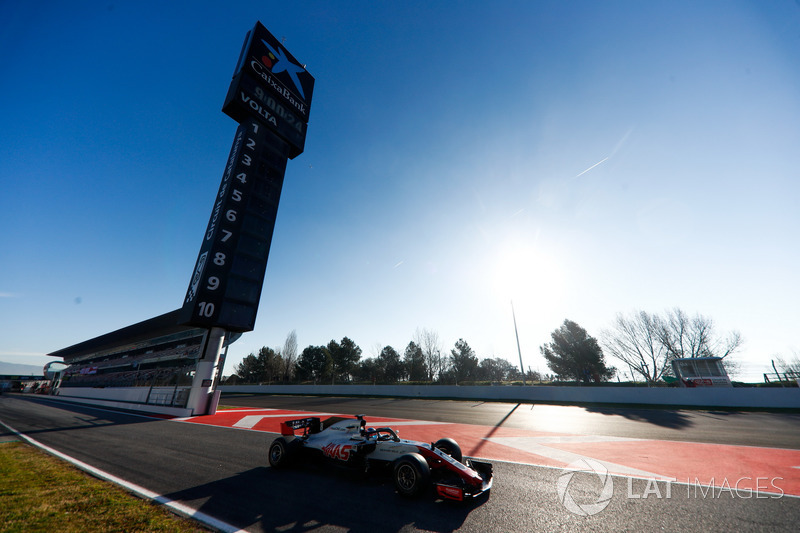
435,458,493,501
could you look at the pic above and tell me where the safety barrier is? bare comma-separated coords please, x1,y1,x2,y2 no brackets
219,384,800,409
49,386,194,417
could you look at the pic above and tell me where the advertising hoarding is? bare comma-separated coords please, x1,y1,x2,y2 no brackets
223,21,315,158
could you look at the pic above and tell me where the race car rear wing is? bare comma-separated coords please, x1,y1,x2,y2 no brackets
280,417,322,436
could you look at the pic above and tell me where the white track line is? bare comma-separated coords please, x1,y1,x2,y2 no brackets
0,418,249,533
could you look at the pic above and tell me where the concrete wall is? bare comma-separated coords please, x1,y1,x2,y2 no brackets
58,386,150,403
44,383,799,415
52,387,194,417
220,384,800,409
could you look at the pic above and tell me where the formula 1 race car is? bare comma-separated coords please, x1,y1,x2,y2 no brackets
268,415,492,501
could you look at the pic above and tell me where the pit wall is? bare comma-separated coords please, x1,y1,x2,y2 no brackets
219,384,800,409
52,386,194,417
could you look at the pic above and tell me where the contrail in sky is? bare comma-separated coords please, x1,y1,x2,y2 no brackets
570,127,634,180
573,157,609,179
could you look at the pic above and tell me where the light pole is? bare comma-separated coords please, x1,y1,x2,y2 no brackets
511,301,526,386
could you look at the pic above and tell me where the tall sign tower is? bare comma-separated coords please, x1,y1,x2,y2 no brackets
181,22,314,332
181,22,314,413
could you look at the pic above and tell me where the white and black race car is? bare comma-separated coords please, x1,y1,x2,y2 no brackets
268,415,492,501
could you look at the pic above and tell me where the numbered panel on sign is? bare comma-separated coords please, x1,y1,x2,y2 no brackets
179,118,290,331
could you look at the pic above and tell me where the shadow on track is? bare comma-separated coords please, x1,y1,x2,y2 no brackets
582,406,693,429
0,395,159,437
162,464,486,533
469,403,519,457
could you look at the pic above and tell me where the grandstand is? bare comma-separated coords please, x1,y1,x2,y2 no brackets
47,309,240,415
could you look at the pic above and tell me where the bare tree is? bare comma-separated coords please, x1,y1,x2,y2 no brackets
280,330,298,383
415,328,443,382
658,308,742,360
774,350,800,374
601,311,670,384
603,308,743,383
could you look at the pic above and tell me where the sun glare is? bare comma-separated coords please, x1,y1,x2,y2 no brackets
490,244,566,307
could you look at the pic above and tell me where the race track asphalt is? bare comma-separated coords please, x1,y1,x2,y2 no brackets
219,394,800,449
1,393,798,532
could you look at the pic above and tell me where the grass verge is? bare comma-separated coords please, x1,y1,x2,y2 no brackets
0,441,208,532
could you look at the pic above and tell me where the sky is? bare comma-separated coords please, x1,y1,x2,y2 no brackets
1,1,799,382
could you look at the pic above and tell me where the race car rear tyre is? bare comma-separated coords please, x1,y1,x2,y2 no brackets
393,453,431,498
434,438,463,463
268,437,296,469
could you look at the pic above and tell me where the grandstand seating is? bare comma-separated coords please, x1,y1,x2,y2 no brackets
60,344,201,389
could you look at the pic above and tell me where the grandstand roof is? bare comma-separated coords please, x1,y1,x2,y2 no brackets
48,309,206,363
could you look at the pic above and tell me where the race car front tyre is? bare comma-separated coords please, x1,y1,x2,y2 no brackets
393,453,431,497
434,438,463,463
268,437,296,468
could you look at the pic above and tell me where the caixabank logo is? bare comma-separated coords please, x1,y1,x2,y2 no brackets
240,22,315,122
